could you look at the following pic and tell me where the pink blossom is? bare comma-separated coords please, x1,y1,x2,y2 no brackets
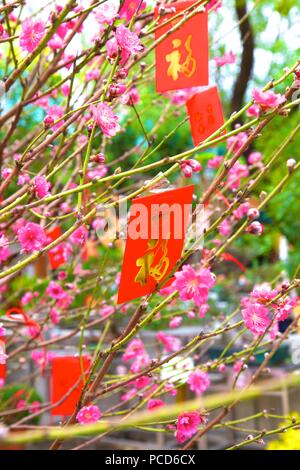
207,156,223,169
169,316,182,328
227,162,249,190
0,233,10,263
0,344,7,365
247,104,260,118
187,369,210,395
250,284,278,304
48,34,64,50
121,388,137,401
16,400,27,410
123,339,145,361
61,84,70,96
214,50,236,67
31,350,52,369
172,265,215,308
242,301,271,336
57,291,73,310
233,202,250,220
156,332,181,353
147,399,164,410
17,173,31,185
115,24,143,56
106,37,119,59
1,168,12,179
233,360,244,373
175,411,205,443
198,304,209,318
76,405,102,424
29,401,40,413
86,69,100,82
95,1,118,25
17,222,47,253
252,88,286,110
276,298,296,322
248,151,262,166
120,0,147,22
121,87,140,106
218,219,231,236
46,105,65,131
227,131,248,155
50,308,60,325
34,176,51,199
69,225,88,246
171,90,190,106
21,292,34,305
46,281,64,299
20,19,45,53
99,305,114,318
0,323,6,337
90,102,120,137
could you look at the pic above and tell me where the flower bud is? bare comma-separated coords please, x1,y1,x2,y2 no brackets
287,158,296,173
247,207,260,220
246,221,264,236
43,115,54,128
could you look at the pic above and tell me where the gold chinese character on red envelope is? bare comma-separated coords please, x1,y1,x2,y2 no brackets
187,85,225,146
155,1,209,92
117,186,194,304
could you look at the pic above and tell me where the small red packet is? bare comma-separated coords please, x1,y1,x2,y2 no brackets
50,355,92,416
155,1,209,93
117,185,194,304
46,227,65,270
186,85,225,146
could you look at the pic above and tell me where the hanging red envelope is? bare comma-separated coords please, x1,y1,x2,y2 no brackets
46,226,66,270
117,185,194,304
155,1,209,93
186,85,225,146
50,355,92,416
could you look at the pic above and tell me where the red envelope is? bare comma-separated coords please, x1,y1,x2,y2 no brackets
187,85,225,146
46,227,66,270
50,355,92,416
117,185,194,304
155,1,208,93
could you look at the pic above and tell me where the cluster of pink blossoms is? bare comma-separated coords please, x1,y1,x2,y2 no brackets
122,339,150,373
180,159,202,178
76,405,102,425
241,284,296,336
175,411,206,443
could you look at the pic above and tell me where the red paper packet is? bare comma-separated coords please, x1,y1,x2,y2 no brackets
155,1,209,93
46,227,65,270
186,85,225,146
117,186,194,304
50,355,92,416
